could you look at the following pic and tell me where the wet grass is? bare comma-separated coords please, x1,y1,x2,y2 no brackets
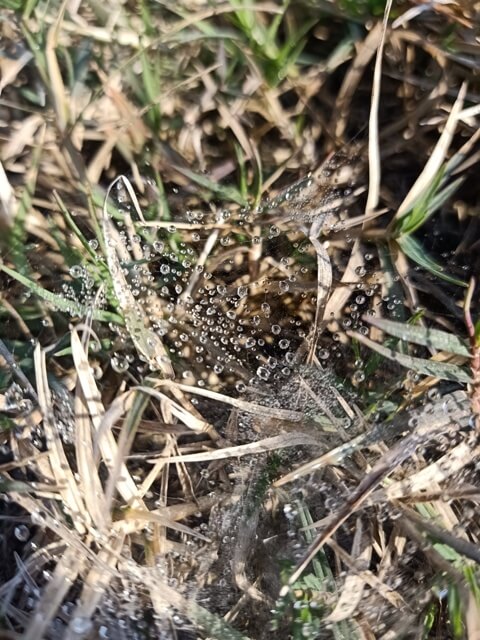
1,1,480,638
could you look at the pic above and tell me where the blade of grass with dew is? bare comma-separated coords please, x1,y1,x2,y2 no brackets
51,194,118,314
363,316,471,357
102,176,174,378
0,477,55,493
347,330,472,383
395,235,466,287
0,263,122,324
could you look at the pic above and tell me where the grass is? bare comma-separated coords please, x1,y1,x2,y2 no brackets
1,0,480,638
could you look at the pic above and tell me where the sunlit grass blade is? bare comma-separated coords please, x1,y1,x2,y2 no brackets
348,329,472,383
393,83,466,221
363,316,471,357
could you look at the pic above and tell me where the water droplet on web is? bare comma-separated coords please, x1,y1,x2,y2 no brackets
272,325,281,335
14,524,30,541
111,355,129,373
352,370,365,384
256,366,270,381
237,286,248,299
69,265,83,278
355,266,367,277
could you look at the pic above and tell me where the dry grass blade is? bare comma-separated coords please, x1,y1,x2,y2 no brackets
148,431,320,465
74,381,109,532
63,534,125,640
384,440,478,500
2,1,480,637
121,508,210,540
332,23,383,140
33,344,89,535
365,0,393,216
70,329,143,505
324,518,373,622
157,381,302,422
326,538,405,611
273,432,368,487
23,547,86,640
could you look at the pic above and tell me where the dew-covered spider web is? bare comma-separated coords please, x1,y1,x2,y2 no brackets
78,150,367,397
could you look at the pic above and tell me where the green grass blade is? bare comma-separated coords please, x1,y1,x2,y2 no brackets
448,584,464,639
363,316,471,357
171,165,248,205
348,330,472,383
396,236,466,287
0,263,122,324
53,191,98,261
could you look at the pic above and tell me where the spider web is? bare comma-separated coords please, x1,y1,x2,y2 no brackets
92,150,365,396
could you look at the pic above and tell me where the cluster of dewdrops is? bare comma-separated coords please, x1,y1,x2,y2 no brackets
63,173,393,389
64,198,330,387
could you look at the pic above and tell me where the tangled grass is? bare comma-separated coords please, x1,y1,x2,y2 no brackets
1,1,480,638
